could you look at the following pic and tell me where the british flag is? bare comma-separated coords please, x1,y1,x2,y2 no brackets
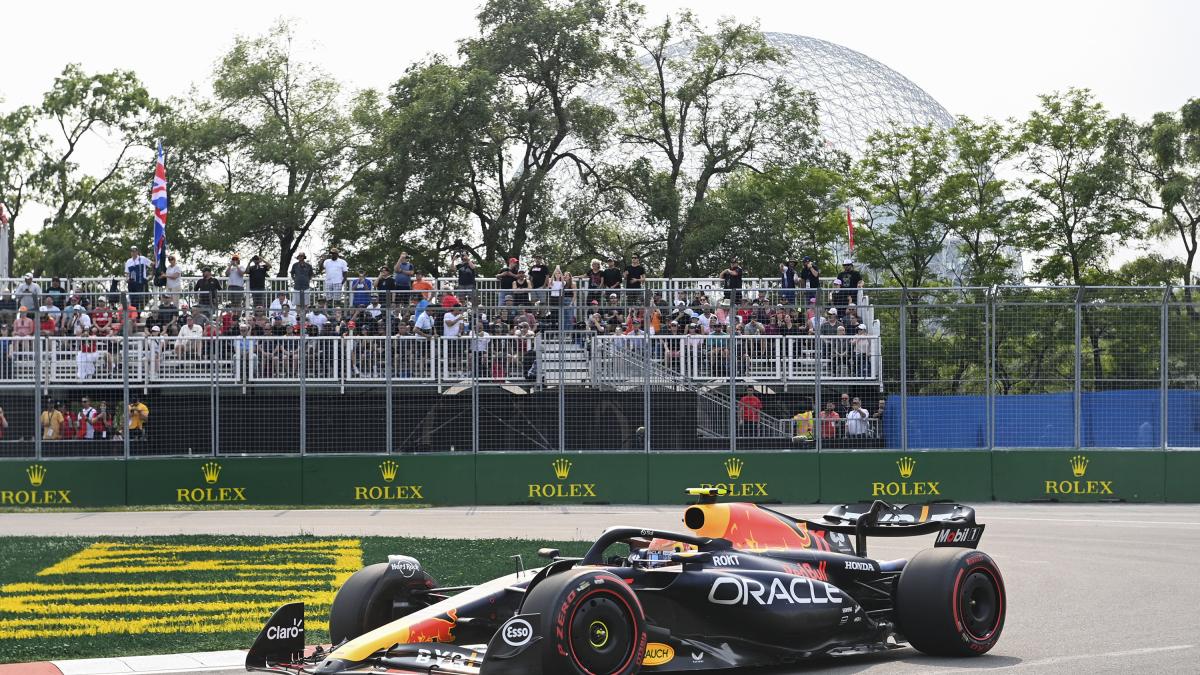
151,141,168,268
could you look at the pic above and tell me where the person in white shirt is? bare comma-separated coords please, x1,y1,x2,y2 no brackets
79,397,97,440
414,309,434,337
320,249,349,303
125,247,153,306
443,307,464,338
39,297,62,323
845,397,870,437
15,274,40,311
226,255,245,307
306,309,329,333
175,315,204,357
163,255,183,301
269,292,288,313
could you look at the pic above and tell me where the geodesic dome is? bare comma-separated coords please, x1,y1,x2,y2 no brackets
658,32,956,159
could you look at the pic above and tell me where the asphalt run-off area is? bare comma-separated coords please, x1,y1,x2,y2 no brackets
3,502,1198,675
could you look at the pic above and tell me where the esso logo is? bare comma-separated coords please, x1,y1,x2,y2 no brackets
501,618,533,647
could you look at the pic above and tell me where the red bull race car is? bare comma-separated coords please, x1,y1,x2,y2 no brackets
247,490,1005,674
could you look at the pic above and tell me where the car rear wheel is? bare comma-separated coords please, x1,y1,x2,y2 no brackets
328,561,437,644
896,548,1006,656
520,568,646,675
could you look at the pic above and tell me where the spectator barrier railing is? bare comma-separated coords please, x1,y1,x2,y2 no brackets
2,285,1199,458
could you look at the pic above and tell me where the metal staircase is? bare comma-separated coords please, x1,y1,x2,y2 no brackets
590,338,793,439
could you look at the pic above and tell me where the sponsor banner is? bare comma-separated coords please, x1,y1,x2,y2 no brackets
819,451,992,503
1165,451,1200,503
646,452,819,504
993,450,1164,502
0,460,125,507
302,454,474,506
474,453,646,504
125,457,301,505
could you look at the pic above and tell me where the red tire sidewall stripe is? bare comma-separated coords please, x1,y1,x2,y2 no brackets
564,584,642,675
954,562,1005,643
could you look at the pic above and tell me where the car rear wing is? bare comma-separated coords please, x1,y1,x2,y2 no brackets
812,500,984,556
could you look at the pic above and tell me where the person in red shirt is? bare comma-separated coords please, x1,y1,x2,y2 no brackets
820,400,841,439
40,314,57,335
91,299,113,331
738,389,763,437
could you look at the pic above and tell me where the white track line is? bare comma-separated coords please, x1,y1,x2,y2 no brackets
932,644,1195,673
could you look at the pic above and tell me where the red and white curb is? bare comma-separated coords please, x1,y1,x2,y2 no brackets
0,650,245,675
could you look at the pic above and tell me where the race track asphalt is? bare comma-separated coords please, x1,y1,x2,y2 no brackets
3,503,1198,675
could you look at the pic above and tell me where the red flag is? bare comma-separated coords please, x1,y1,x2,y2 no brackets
846,208,855,253
0,204,8,227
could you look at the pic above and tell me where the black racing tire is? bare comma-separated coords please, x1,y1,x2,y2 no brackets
896,548,1006,657
520,568,646,675
328,562,436,644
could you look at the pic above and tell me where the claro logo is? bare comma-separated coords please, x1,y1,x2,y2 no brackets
1045,454,1113,495
871,456,940,497
528,458,597,499
266,618,304,641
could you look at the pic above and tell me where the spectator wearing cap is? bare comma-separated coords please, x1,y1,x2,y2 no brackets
194,268,222,310
15,274,40,313
319,249,349,304
247,255,271,307
125,246,153,307
720,258,744,304
290,252,314,307
800,256,821,303
835,259,861,313
375,266,397,306
496,257,520,307
225,254,246,307
853,323,872,376
779,260,797,305
163,254,183,302
455,252,478,306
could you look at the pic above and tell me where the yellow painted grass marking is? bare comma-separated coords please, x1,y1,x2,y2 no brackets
0,539,362,640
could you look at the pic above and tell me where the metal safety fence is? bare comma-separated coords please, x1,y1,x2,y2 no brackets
1,285,1197,458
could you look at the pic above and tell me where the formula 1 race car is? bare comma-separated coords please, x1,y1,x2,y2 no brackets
247,490,1005,674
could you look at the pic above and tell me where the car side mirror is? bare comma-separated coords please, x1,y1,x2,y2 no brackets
537,548,560,560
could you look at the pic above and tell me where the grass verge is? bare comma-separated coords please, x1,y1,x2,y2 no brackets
0,535,590,664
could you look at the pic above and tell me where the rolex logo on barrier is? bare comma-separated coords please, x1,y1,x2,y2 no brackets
553,458,572,480
1045,454,1113,496
201,461,222,484
353,459,424,501
177,461,246,503
701,457,768,497
1,464,72,505
380,460,399,483
529,458,597,499
872,456,940,497
27,464,47,487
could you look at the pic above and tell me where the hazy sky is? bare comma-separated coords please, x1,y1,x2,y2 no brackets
3,0,1198,260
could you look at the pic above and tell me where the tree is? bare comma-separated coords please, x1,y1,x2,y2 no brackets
611,12,825,276
1116,99,1200,293
942,117,1025,286
345,0,626,273
16,65,159,277
851,124,955,290
1015,89,1142,285
0,104,45,275
161,20,376,273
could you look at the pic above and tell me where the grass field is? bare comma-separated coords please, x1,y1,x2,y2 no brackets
0,535,591,664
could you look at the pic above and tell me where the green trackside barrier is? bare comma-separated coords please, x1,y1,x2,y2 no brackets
992,450,1165,502
125,457,303,506
1165,451,1200,503
647,452,820,504
819,451,993,503
475,452,647,505
0,459,126,508
302,454,475,506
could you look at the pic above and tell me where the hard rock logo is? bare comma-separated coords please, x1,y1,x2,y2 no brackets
1045,454,1112,495
529,458,597,499
354,459,425,501
1,464,72,505
871,456,940,497
177,461,246,503
701,457,768,497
